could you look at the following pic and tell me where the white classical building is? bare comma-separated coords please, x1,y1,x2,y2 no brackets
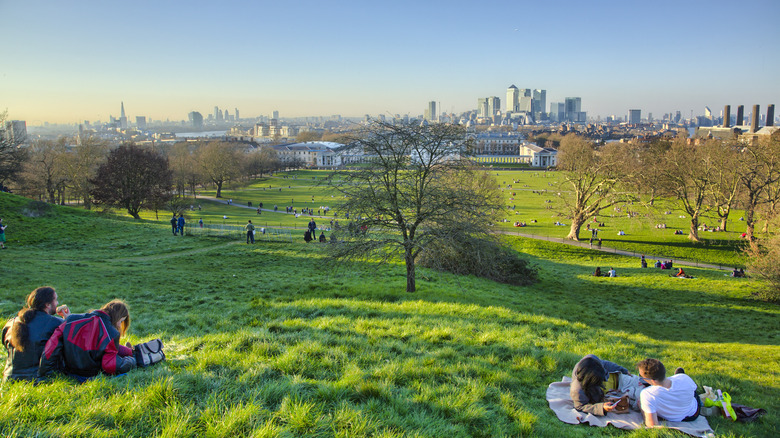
518,142,557,167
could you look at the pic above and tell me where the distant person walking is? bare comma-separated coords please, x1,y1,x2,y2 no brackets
245,220,255,244
177,214,185,236
308,218,317,236
170,215,178,236
198,218,203,228
0,218,7,249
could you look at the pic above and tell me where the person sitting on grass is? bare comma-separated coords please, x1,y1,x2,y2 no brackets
39,300,136,382
594,267,602,277
675,268,687,278
637,358,700,427
608,267,617,277
3,287,70,382
319,232,327,243
570,354,632,416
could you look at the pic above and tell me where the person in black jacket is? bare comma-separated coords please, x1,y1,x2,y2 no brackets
2,287,70,382
570,354,632,416
39,300,136,381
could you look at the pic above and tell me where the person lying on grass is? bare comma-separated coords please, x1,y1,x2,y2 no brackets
39,300,136,382
637,358,700,428
570,354,638,416
3,287,71,382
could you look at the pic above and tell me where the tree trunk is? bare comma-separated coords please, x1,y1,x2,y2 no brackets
720,214,728,232
566,215,585,240
216,181,223,198
405,250,416,292
688,215,701,242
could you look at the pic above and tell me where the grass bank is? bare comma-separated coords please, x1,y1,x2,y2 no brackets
0,192,777,437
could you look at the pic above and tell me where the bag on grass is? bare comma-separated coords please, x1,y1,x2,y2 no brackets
134,339,165,367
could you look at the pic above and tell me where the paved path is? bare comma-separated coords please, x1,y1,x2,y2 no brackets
198,196,733,271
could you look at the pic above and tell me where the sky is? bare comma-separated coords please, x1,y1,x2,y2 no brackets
1,0,779,125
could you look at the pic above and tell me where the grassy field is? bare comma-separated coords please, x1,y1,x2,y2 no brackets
1,191,777,437
134,169,750,268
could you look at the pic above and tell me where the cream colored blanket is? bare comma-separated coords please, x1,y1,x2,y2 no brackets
547,377,714,437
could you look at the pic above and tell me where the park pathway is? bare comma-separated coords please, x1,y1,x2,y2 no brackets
199,196,733,272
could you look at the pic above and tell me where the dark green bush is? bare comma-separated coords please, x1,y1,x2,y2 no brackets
418,235,537,286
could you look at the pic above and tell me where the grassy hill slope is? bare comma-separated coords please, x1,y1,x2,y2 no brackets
0,192,777,437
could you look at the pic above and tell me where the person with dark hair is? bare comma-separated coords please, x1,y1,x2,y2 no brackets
637,358,700,427
570,354,631,416
245,220,255,244
593,267,602,277
39,300,136,381
319,232,327,243
308,218,317,237
2,287,70,382
170,215,178,235
177,214,186,236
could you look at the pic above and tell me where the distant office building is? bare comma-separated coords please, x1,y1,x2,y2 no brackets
477,96,501,118
272,110,279,120
506,85,519,113
517,88,533,113
424,101,437,122
628,109,641,124
214,106,220,121
704,106,712,120
532,89,546,119
188,111,204,130
217,109,224,122
477,98,489,118
235,108,240,120
4,120,27,145
564,97,585,122
136,116,147,129
549,103,565,122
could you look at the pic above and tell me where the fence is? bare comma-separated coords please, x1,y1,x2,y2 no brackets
188,222,295,242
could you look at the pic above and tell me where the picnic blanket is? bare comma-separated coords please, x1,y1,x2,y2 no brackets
547,377,714,437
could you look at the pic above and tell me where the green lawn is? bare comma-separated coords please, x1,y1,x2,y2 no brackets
1,191,777,437
130,169,751,269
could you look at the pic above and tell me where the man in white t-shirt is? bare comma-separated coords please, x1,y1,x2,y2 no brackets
637,358,700,427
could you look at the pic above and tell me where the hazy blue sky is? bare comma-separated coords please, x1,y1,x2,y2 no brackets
1,0,778,124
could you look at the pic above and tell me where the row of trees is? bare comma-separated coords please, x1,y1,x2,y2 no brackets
6,139,286,216
556,133,780,243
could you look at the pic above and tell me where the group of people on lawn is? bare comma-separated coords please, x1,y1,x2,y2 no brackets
3,287,136,383
571,354,701,428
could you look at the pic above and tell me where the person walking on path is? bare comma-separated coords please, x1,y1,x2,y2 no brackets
177,214,186,236
170,215,178,236
245,220,256,244
0,218,7,249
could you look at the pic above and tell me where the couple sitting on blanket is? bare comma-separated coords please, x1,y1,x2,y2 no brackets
571,355,700,428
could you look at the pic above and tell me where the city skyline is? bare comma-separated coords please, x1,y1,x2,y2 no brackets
1,0,778,124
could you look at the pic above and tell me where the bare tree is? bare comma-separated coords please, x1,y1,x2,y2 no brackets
61,136,108,209
325,121,503,293
0,111,28,187
169,142,203,197
18,139,68,203
653,139,719,242
708,141,741,231
556,135,627,240
197,141,242,198
737,136,780,241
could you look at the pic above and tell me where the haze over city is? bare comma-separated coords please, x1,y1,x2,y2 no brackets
1,0,778,125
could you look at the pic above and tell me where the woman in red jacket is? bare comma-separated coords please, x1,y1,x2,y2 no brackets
39,300,136,381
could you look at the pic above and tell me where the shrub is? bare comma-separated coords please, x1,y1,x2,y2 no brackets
418,235,537,286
